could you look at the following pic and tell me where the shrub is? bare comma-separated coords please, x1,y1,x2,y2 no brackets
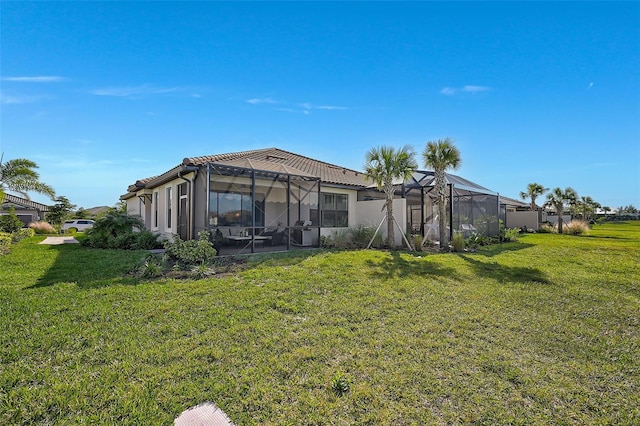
12,228,35,242
28,221,56,234
467,232,492,247
135,255,165,278
164,230,217,266
320,234,333,248
0,232,11,255
412,234,423,251
0,208,24,233
563,219,590,235
538,223,554,233
451,232,465,252
81,210,160,250
81,229,160,250
502,227,520,242
330,229,350,249
88,210,145,238
349,225,376,249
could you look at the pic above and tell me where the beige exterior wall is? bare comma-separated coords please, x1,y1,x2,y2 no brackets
505,211,540,230
354,198,407,247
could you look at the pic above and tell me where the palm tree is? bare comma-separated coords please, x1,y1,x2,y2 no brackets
0,155,55,202
364,145,418,248
578,196,600,221
520,183,548,211
545,187,578,234
422,137,461,249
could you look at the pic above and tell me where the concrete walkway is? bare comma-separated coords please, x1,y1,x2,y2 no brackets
39,236,79,245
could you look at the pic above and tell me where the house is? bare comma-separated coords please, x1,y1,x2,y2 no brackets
1,193,51,226
499,195,547,230
121,148,500,254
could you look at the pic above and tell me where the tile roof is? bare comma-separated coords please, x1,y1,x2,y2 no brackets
183,147,369,187
2,193,51,211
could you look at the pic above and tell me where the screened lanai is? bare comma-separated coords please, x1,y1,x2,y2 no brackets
206,159,322,255
402,171,500,242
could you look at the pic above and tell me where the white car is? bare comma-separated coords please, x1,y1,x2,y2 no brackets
61,219,95,232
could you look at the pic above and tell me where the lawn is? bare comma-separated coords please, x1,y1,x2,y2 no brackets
1,222,638,424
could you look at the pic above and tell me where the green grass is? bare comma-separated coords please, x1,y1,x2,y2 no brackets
1,223,639,424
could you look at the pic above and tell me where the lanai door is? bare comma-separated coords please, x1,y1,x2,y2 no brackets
177,183,189,240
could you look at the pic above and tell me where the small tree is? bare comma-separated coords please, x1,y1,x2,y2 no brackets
0,206,24,233
74,208,89,219
545,187,578,234
423,138,461,249
520,183,548,211
364,145,418,248
46,196,76,227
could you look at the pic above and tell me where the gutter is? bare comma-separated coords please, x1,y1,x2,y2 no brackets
178,166,199,240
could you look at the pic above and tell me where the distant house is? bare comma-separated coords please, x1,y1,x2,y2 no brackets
1,194,50,226
500,195,546,230
121,148,500,254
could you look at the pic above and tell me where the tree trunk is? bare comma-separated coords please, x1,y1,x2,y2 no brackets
438,196,448,249
386,200,394,248
557,207,564,234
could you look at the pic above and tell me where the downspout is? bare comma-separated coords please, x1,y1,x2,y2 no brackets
178,165,199,240
449,183,454,242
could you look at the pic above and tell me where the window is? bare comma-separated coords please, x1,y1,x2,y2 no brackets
166,187,173,229
153,191,159,227
321,193,348,227
209,191,264,227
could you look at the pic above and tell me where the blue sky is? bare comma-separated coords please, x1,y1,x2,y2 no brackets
1,1,639,209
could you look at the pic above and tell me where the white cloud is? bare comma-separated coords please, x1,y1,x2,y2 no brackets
0,92,49,104
246,97,277,104
441,85,491,96
299,102,348,112
247,96,348,113
3,76,66,83
315,105,348,110
90,84,179,97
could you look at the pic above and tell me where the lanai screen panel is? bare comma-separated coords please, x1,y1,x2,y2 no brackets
207,162,320,254
451,189,499,237
401,170,500,239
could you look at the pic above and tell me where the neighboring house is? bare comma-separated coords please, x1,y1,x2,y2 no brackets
0,193,50,226
500,195,546,230
121,148,499,254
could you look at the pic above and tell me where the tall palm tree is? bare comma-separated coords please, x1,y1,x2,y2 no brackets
0,156,55,201
520,183,548,211
364,145,418,248
545,187,578,234
578,196,600,221
422,137,461,249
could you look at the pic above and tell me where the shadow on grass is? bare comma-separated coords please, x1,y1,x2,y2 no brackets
459,254,551,285
27,243,148,290
365,250,460,280
470,242,536,257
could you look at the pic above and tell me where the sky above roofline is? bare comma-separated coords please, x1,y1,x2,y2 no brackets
1,1,638,209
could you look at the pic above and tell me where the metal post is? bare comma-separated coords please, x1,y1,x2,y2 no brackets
251,169,256,253
286,175,291,250
449,184,454,241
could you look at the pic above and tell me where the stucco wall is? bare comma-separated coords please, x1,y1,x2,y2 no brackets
505,211,540,230
354,198,407,247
